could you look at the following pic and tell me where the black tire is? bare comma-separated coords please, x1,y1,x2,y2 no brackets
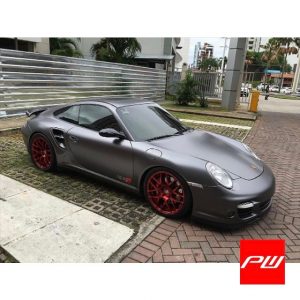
143,167,192,218
29,133,57,171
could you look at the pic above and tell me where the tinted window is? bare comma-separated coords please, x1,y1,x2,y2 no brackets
117,105,186,141
79,105,121,132
54,105,79,124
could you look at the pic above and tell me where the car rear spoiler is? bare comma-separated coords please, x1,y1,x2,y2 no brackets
26,108,47,117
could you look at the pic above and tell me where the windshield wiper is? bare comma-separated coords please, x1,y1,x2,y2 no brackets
175,126,194,135
147,127,193,141
146,134,176,141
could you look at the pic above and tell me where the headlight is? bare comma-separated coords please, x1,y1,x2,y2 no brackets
242,143,260,160
206,162,233,189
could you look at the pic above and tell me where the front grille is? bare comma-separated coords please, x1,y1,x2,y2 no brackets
238,199,272,219
259,199,271,210
238,206,253,219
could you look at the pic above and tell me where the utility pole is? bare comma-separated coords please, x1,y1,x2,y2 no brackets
292,54,300,93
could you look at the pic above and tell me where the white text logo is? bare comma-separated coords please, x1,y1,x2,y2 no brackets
241,255,285,269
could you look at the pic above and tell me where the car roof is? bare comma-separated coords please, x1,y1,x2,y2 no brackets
76,97,155,108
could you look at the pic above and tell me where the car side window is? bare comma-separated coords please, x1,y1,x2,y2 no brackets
78,104,121,132
54,105,79,124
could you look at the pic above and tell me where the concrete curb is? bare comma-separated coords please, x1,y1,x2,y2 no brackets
106,215,164,263
0,127,21,136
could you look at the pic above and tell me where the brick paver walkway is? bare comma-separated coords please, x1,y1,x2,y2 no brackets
122,111,300,263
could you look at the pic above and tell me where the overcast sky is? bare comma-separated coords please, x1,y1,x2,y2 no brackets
188,37,230,64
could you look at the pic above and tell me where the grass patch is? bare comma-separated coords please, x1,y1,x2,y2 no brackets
271,94,300,100
171,112,254,127
161,101,226,112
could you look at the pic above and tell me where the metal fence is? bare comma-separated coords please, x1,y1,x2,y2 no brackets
193,72,219,98
167,71,222,98
0,49,166,117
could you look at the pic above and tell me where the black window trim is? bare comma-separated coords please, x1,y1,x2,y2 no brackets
77,103,131,140
53,104,80,125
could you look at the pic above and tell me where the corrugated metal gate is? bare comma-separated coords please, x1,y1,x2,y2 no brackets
0,49,166,117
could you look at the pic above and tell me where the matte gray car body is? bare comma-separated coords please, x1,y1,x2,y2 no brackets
21,98,275,226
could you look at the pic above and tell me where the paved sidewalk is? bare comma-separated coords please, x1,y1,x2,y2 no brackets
0,175,133,262
122,110,300,263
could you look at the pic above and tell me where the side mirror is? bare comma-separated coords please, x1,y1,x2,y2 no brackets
99,128,126,139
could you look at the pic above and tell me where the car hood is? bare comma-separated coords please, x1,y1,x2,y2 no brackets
149,130,263,180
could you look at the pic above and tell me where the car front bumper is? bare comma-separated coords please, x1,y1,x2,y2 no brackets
190,164,275,227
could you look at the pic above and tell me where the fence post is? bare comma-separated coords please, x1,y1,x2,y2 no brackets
181,63,188,80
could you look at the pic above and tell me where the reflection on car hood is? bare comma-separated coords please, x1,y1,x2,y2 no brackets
149,130,263,180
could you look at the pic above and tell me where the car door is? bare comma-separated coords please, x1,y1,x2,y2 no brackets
66,104,134,184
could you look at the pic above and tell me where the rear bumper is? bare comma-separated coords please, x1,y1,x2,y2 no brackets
190,164,275,227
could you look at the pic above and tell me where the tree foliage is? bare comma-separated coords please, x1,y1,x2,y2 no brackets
198,57,219,71
176,70,198,105
49,38,83,58
90,38,141,64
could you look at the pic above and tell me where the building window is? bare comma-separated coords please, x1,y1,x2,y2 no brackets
0,38,35,52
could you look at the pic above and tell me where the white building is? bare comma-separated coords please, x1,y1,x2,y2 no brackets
0,38,50,54
78,37,182,70
192,42,214,68
247,37,261,52
192,42,201,68
174,37,190,70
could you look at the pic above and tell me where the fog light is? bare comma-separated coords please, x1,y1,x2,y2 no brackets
237,202,254,209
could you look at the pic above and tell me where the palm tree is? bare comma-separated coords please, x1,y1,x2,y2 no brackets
90,38,141,64
271,38,299,91
260,39,281,85
49,38,83,58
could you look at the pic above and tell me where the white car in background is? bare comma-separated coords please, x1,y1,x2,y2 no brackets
281,87,292,94
270,85,280,92
257,83,267,91
296,88,300,97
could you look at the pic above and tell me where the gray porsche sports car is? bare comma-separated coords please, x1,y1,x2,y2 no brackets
21,98,275,226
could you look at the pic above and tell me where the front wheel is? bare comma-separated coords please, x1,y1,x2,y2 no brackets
144,168,192,218
30,133,56,171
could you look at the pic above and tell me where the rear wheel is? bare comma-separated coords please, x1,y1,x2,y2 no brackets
30,133,56,171
144,168,192,218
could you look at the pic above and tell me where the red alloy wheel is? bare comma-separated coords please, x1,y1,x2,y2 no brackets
31,135,52,170
146,170,186,216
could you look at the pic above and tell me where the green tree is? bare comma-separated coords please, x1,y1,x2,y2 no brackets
198,57,219,71
90,38,141,64
49,38,82,58
176,70,198,105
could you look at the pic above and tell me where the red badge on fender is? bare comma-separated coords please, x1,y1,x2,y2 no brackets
240,240,285,285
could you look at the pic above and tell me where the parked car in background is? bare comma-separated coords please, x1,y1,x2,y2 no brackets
257,83,267,91
270,85,280,92
296,88,300,96
281,87,292,94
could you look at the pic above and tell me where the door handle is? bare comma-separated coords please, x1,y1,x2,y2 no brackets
69,135,79,143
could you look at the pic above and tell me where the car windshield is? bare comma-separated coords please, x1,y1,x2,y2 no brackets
117,104,189,141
